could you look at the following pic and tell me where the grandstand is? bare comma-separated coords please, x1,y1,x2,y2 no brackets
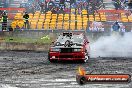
0,0,131,31
11,9,132,31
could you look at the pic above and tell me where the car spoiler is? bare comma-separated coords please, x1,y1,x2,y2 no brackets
60,30,86,36
62,30,86,33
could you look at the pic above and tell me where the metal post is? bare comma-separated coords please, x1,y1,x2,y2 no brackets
75,0,77,30
87,0,89,31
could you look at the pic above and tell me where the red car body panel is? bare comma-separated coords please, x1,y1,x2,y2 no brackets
49,52,85,61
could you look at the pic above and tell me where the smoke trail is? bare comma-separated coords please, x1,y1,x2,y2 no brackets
0,84,18,88
90,32,132,58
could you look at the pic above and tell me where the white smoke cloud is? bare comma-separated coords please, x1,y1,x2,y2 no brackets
0,84,18,88
90,32,132,58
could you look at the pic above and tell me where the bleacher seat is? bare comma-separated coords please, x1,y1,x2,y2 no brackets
57,22,63,29
37,22,43,29
95,17,100,21
71,14,75,20
44,22,50,29
30,21,37,29
128,16,132,22
40,14,45,19
46,11,52,14
77,22,82,30
82,10,88,15
100,15,107,21
17,20,24,29
64,16,69,21
39,19,44,22
70,22,75,30
101,17,107,21
11,21,17,29
82,15,87,18
45,19,51,23
58,16,63,21
83,21,88,30
50,22,56,29
121,18,128,22
63,22,69,30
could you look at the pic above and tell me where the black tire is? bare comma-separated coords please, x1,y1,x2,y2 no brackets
82,50,89,63
78,76,87,85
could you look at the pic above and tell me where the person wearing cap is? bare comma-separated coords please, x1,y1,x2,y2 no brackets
23,12,29,29
1,11,8,31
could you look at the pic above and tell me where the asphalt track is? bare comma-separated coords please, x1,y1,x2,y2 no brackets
0,51,132,88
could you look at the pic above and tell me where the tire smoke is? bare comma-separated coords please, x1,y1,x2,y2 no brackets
90,32,132,58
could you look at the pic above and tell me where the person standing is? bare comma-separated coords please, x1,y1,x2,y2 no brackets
112,21,120,31
113,0,121,10
23,12,29,29
128,0,132,12
39,2,45,13
1,11,8,31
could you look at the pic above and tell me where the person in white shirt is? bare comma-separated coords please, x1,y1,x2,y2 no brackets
119,23,126,32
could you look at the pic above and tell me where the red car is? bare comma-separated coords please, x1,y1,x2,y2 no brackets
48,32,90,63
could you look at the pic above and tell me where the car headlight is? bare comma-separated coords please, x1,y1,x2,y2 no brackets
51,48,60,52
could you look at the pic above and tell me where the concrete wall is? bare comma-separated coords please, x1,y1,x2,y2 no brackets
0,42,51,51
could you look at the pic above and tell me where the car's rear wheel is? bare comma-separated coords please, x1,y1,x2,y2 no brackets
82,50,89,63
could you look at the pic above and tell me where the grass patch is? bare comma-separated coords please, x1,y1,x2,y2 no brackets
4,36,52,44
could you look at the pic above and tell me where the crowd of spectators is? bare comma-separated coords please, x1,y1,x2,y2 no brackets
19,0,104,14
112,0,132,12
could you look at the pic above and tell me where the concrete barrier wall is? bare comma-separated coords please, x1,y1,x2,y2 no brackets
0,42,51,51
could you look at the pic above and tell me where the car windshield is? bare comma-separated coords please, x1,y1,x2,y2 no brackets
72,35,83,43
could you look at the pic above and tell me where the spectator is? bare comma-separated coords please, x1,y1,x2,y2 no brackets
31,3,35,14
119,23,126,32
112,21,120,31
89,21,98,31
23,12,29,29
88,24,94,31
39,2,45,13
51,7,58,14
113,0,121,10
92,21,104,31
128,0,132,12
1,11,8,31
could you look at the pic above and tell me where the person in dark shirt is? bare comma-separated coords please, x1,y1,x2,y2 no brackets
113,0,121,10
23,12,29,29
39,2,45,13
128,0,132,12
1,11,8,31
112,21,120,31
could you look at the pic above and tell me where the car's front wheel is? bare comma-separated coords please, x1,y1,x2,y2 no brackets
48,52,58,63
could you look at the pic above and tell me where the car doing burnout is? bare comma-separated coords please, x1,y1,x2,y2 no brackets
48,32,90,63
